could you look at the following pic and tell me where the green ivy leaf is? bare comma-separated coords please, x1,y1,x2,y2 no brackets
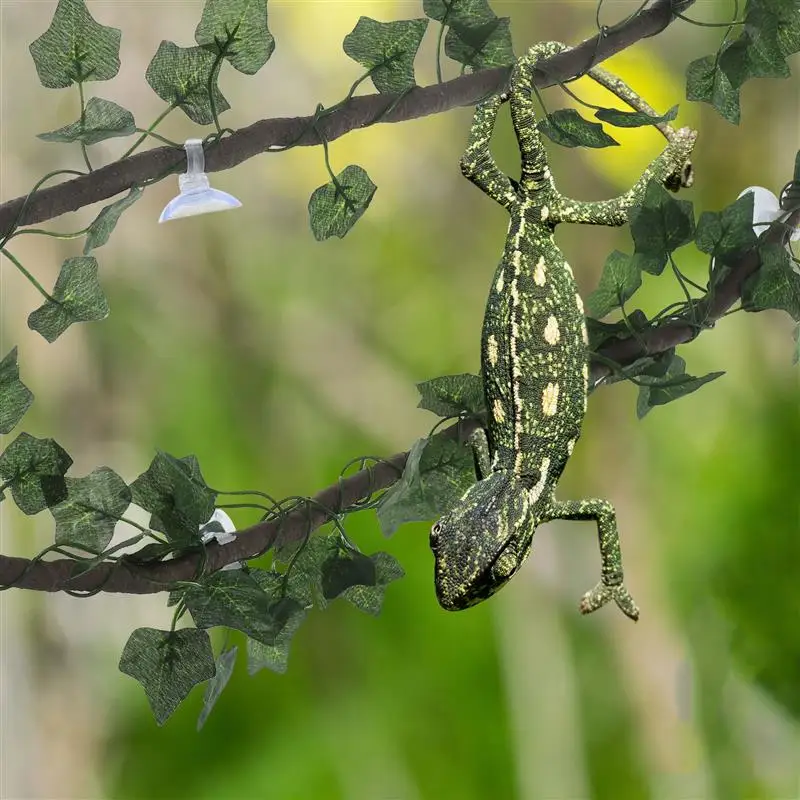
320,549,376,601
50,466,131,552
334,551,405,616
247,570,308,674
416,373,485,418
423,0,496,24
197,645,237,730
538,109,619,149
308,165,376,241
0,347,33,435
377,436,475,536
130,452,217,542
146,41,230,125
637,355,724,418
599,348,676,388
119,627,215,726
0,433,72,513
585,310,650,353
719,21,789,89
695,191,757,258
37,97,135,145
195,0,275,75
742,243,800,321
343,17,428,94
29,0,121,89
586,250,642,319
83,188,142,254
686,54,740,125
27,256,109,342
793,325,800,365
594,104,678,128
184,570,288,646
444,17,514,70
629,181,695,275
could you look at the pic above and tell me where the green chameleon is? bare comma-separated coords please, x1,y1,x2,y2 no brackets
429,42,697,620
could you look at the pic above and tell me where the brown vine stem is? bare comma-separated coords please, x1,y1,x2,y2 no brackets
0,0,692,237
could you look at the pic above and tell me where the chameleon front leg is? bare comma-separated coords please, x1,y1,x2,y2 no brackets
550,126,697,227
460,93,519,210
468,426,492,480
544,498,640,621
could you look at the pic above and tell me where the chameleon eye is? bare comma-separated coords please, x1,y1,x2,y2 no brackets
430,521,442,546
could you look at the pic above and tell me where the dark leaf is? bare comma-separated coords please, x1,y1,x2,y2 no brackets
742,243,800,321
637,355,724,418
444,17,514,70
84,187,142,254
586,250,642,319
197,646,237,730
695,191,757,258
308,165,376,240
0,347,33,434
0,433,72,514
686,54,740,125
538,109,619,149
416,373,485,417
594,104,678,128
37,97,135,145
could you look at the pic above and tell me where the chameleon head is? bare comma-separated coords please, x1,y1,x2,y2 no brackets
430,470,532,610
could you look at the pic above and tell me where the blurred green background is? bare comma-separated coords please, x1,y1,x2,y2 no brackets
1,2,798,798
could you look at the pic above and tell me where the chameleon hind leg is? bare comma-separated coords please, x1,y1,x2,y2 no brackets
544,498,640,621
460,93,519,210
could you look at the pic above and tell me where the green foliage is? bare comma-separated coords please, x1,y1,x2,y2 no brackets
538,109,619,149
686,0,800,123
416,372,485,417
636,355,724,418
742,243,800,321
37,97,135,145
629,180,695,275
0,433,72,513
0,348,33,435
119,627,215,726
27,256,109,342
594,104,678,128
50,466,131,551
130,452,217,543
29,0,121,89
343,17,428,94
84,188,143,254
444,17,514,70
695,191,757,258
377,436,475,536
197,646,238,730
585,250,642,319
423,0,496,24
585,310,650,353
308,165,377,241
146,41,230,124
195,0,275,75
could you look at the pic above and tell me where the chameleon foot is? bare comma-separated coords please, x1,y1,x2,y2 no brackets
579,582,640,622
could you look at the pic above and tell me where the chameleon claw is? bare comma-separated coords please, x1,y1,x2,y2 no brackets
579,582,640,622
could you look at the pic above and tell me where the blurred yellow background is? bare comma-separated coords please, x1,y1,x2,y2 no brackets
0,1,798,798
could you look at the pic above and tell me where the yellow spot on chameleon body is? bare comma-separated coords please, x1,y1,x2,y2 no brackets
544,315,560,345
533,256,546,286
487,334,499,366
575,292,584,314
541,205,549,221
496,272,504,293
567,438,577,455
564,261,574,277
542,382,559,416
492,398,505,423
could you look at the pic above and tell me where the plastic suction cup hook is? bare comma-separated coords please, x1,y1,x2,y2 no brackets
158,138,241,223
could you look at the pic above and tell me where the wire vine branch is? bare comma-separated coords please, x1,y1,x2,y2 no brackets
0,0,692,236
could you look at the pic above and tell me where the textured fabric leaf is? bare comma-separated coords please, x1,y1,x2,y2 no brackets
29,0,121,89
629,181,695,275
146,40,230,124
343,17,428,94
50,466,131,552
742,243,800,321
38,97,135,145
444,17,514,70
119,627,215,726
637,355,724,418
195,0,274,75
184,570,287,646
27,256,109,342
130,452,216,542
686,55,740,125
586,250,642,319
84,188,142,254
320,550,377,601
197,646,237,730
336,551,405,616
423,0,495,24
594,104,678,128
0,347,33,435
0,433,72,514
538,109,619,149
416,373,485,417
308,165,376,241
377,436,475,536
585,310,650,353
695,192,758,257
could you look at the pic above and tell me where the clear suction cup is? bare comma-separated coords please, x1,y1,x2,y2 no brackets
159,138,241,223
